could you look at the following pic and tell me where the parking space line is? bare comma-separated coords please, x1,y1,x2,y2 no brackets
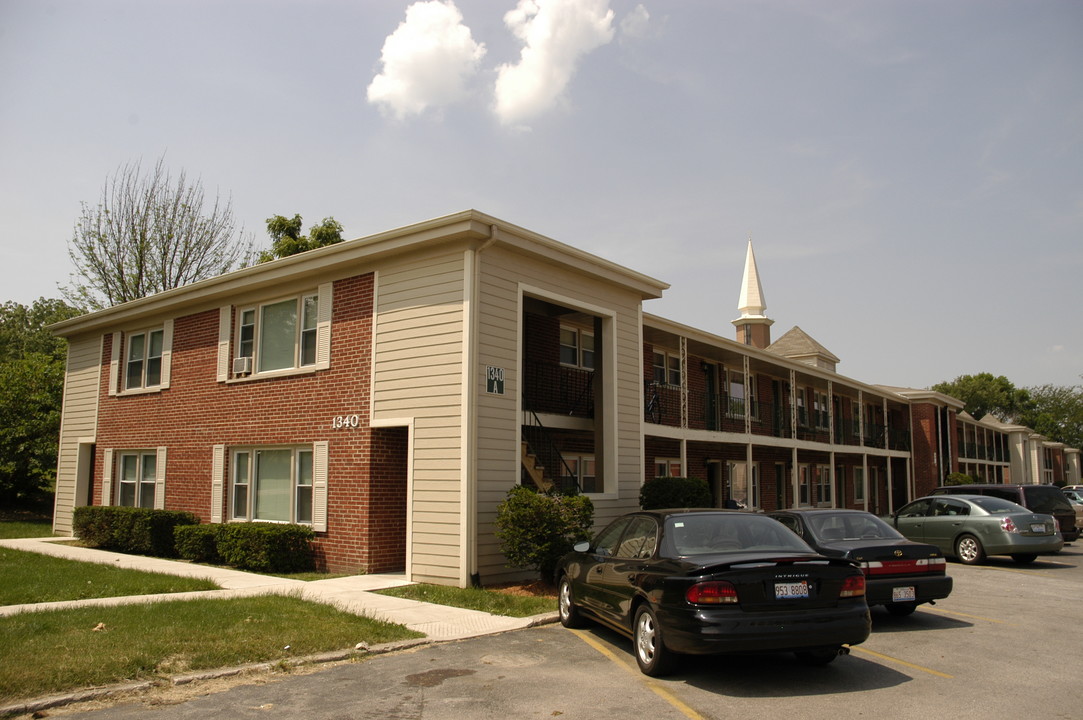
849,646,954,678
567,628,705,720
922,606,1014,625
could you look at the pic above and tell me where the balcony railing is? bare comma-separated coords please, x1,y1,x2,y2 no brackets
523,360,594,418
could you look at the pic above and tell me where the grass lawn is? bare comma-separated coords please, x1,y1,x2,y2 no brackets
0,514,53,540
0,594,423,702
0,547,220,605
376,583,556,618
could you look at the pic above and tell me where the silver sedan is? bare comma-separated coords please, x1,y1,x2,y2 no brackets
891,494,1062,565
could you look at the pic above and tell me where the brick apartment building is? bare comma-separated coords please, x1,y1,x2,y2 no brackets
50,210,1082,585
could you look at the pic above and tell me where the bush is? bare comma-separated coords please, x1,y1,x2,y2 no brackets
945,472,975,486
72,506,200,557
174,523,223,564
639,476,712,510
494,485,594,581
215,523,315,573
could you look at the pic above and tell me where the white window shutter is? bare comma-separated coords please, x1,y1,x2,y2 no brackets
108,333,121,396
315,283,332,370
312,441,328,532
217,307,231,382
211,444,225,523
154,446,167,509
102,449,114,505
159,319,173,389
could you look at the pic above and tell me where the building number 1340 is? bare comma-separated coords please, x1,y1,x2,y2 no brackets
331,414,361,429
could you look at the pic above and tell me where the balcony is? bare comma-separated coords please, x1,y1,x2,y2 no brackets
523,360,594,418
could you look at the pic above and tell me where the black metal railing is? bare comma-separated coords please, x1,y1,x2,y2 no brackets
521,410,580,494
522,360,594,418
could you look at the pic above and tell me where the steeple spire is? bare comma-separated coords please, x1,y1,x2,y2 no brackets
732,237,774,348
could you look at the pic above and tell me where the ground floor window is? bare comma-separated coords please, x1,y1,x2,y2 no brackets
117,451,157,507
562,455,597,493
231,447,314,523
853,466,865,502
727,461,759,509
814,464,832,506
655,458,683,478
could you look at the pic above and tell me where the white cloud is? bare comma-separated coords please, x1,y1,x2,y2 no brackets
494,0,615,126
620,4,650,40
367,1,486,119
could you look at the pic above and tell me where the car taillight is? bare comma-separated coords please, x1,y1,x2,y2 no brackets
839,575,865,598
686,580,739,605
1001,517,1018,534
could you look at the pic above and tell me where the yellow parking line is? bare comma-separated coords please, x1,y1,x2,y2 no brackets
567,628,704,720
849,646,954,678
922,606,1015,625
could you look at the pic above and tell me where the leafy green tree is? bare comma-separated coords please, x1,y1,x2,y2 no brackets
931,373,1033,422
258,214,344,262
494,486,594,580
65,155,252,309
1019,382,1083,450
0,298,82,508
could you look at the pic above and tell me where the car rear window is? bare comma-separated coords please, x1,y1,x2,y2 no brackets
970,496,1029,514
807,512,904,541
1022,487,1072,514
667,514,812,556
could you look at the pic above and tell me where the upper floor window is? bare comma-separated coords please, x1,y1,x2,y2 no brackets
224,284,331,379
560,327,595,369
652,350,681,387
125,329,164,390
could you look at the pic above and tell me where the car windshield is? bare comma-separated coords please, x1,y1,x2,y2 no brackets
806,512,904,542
970,496,1029,514
666,514,813,556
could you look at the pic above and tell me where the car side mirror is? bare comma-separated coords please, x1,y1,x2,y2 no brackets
573,541,590,553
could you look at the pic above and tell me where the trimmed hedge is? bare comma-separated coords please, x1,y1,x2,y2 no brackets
494,485,594,580
639,476,712,510
72,506,200,557
175,523,315,573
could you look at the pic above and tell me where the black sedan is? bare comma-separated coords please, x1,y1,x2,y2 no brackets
555,509,871,676
768,509,952,616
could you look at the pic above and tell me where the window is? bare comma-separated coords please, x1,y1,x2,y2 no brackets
231,447,315,523
815,465,832,505
560,327,595,369
652,350,681,386
655,458,682,478
727,461,760,509
230,287,330,377
561,455,598,493
118,452,157,507
125,329,164,390
813,391,829,429
853,466,865,502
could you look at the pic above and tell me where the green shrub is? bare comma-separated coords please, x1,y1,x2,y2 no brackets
72,506,199,557
945,472,975,486
215,523,315,573
174,524,223,564
639,476,712,510
494,485,594,580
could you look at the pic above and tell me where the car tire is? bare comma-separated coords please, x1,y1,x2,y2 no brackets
795,646,841,666
558,575,588,628
1011,553,1037,565
885,602,918,617
633,604,676,677
954,534,986,565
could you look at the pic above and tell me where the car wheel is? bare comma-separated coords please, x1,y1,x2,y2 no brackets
633,604,676,677
1011,553,1037,565
954,534,986,565
885,602,918,617
558,575,588,628
795,646,841,666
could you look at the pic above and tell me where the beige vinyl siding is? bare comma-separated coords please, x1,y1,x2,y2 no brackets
53,335,103,534
473,244,647,582
373,251,466,584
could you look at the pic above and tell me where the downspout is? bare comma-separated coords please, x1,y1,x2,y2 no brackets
461,225,498,587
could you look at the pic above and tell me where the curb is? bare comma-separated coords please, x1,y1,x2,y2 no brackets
0,612,560,717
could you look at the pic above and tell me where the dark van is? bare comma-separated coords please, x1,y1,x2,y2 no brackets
931,484,1079,542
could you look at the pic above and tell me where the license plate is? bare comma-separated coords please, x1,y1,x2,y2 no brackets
775,581,809,599
892,586,916,602
1030,523,1046,533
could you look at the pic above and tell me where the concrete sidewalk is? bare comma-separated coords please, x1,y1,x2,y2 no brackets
0,536,556,641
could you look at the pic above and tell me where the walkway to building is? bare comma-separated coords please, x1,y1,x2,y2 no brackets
0,536,555,641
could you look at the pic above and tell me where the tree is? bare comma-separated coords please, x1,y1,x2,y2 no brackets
0,298,82,509
930,373,1033,422
258,214,344,262
494,486,594,580
1019,382,1083,451
66,155,252,310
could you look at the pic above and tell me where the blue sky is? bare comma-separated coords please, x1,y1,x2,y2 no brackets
1,0,1080,390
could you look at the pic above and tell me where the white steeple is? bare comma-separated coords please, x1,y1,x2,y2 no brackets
736,238,767,319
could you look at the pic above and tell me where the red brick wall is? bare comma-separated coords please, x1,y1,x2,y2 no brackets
92,274,398,573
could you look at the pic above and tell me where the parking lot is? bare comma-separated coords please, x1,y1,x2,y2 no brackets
56,543,1082,720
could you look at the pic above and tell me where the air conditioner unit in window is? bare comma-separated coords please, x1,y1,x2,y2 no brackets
233,356,253,376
